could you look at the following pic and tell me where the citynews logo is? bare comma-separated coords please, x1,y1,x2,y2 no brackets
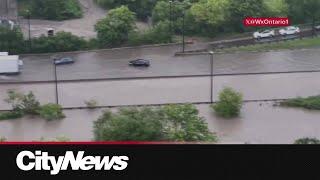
16,151,129,175
243,17,290,27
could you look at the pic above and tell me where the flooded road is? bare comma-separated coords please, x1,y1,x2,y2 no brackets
3,48,320,83
0,72,319,109
0,83,55,110
1,102,320,144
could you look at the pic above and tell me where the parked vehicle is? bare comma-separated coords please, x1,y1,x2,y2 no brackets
54,57,74,65
315,25,320,31
253,30,275,39
279,26,300,36
129,59,150,67
0,55,23,74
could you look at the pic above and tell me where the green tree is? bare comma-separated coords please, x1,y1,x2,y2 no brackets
190,0,229,27
264,0,288,16
0,27,25,54
95,0,158,20
27,0,83,20
94,107,164,141
226,0,268,32
93,105,216,142
128,20,172,46
286,0,320,35
212,87,243,118
162,104,216,142
95,6,136,47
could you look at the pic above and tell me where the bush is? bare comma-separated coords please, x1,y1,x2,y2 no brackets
85,99,99,109
0,26,26,54
93,105,216,142
0,111,23,120
24,0,83,20
5,90,40,115
38,103,65,121
280,96,320,110
212,87,243,118
0,137,6,142
128,21,172,46
294,137,320,144
30,31,88,53
95,0,157,20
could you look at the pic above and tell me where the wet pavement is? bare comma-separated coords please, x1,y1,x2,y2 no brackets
18,0,106,39
0,0,17,20
1,102,320,144
2,47,320,83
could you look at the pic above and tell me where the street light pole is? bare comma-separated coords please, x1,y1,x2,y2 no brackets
209,51,214,103
182,10,185,53
5,0,9,16
53,58,59,105
26,10,31,51
169,1,172,36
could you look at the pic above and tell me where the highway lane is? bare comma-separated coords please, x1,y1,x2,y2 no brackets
0,72,319,110
1,47,320,83
1,102,320,143
0,83,56,110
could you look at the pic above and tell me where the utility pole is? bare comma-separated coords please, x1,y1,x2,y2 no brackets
209,51,214,103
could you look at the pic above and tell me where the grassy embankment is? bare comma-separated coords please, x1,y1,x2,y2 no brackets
218,36,320,53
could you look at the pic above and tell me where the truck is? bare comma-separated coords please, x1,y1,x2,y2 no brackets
0,55,23,75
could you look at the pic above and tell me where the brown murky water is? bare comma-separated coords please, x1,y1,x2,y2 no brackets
0,102,320,144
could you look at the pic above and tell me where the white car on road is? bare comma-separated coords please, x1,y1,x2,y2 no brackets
279,26,300,36
253,30,275,39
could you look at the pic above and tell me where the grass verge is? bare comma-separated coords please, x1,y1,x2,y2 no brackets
217,36,320,53
280,96,320,110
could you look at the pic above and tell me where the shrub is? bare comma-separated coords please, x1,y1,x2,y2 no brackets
0,111,23,120
93,105,217,142
294,137,320,144
162,104,217,142
25,0,83,20
212,87,243,118
5,90,40,115
30,31,88,53
38,103,65,121
0,26,25,54
85,99,99,109
0,137,6,142
128,21,172,46
280,96,320,110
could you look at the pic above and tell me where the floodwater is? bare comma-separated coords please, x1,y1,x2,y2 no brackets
1,102,320,144
0,83,55,110
0,72,319,109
